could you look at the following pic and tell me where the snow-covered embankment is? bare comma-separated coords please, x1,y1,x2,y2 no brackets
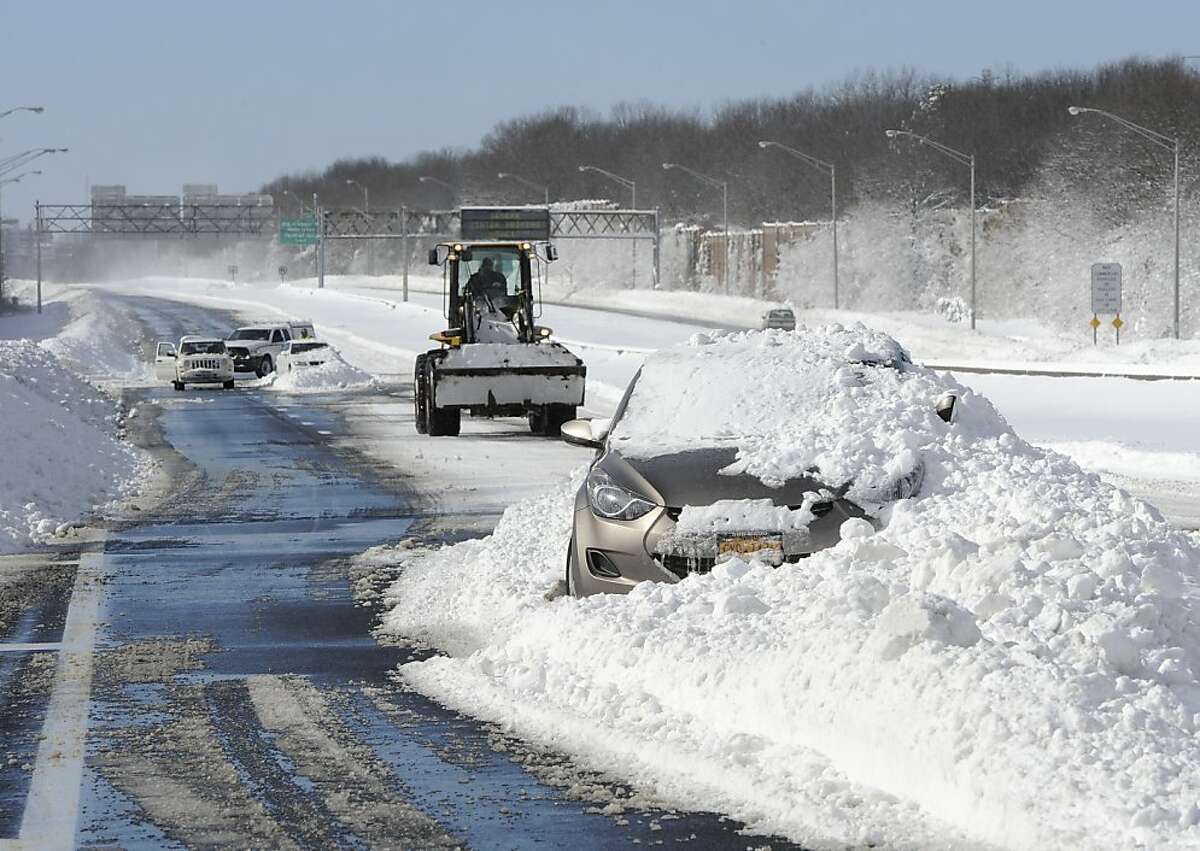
368,326,1200,850
0,291,151,553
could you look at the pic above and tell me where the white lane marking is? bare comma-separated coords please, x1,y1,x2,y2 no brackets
0,643,62,653
18,551,106,850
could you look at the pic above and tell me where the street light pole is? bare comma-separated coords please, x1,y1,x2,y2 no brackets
497,171,550,205
662,162,730,294
885,129,977,329
1067,105,1181,338
346,179,372,275
758,140,839,308
418,175,455,206
0,170,41,302
0,106,44,120
579,164,639,287
0,147,67,180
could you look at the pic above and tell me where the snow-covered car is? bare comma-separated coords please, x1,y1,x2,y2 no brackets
762,307,796,330
276,340,333,372
225,321,316,377
154,336,235,391
560,325,954,597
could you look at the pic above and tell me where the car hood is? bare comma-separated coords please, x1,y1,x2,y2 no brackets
610,447,834,507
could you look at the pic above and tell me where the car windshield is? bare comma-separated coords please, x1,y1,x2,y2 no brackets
228,329,271,341
290,342,327,354
180,341,226,355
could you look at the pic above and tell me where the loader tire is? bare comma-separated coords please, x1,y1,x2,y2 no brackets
428,405,460,437
413,354,429,434
424,358,460,437
530,404,576,437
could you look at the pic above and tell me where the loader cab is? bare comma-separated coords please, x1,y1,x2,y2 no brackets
428,240,555,344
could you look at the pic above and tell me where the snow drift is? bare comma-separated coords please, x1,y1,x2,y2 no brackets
0,339,146,553
372,324,1200,849
266,354,374,393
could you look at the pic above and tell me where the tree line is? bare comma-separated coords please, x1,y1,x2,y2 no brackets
262,57,1200,229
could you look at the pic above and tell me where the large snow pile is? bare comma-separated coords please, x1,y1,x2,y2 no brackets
373,325,1200,849
0,339,146,553
37,294,149,380
267,353,375,393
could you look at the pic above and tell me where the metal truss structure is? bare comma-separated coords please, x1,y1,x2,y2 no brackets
317,206,660,295
550,209,657,240
319,207,657,242
35,202,276,237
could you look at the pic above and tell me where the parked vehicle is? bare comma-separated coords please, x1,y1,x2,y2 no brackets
762,308,797,331
276,340,333,372
225,321,317,377
559,327,954,597
154,336,235,391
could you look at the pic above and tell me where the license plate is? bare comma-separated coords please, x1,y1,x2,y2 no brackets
717,535,784,565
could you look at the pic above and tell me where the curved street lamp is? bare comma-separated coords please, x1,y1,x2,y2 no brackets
759,140,839,308
0,106,44,120
497,171,549,205
886,129,977,329
345,179,373,275
579,164,639,287
1068,105,1181,339
662,162,729,293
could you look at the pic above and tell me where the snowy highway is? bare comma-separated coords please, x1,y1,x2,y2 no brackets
4,280,1200,848
0,294,802,848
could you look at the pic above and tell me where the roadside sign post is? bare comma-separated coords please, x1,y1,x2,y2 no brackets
278,265,287,282
1090,262,1122,346
228,264,238,283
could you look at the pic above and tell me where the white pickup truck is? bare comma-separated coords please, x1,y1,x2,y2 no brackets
224,321,317,377
155,336,235,391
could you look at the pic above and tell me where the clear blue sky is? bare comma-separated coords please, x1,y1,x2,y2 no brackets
0,0,1194,219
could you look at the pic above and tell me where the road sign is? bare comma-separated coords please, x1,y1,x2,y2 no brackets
1112,316,1124,330
460,207,551,242
1089,316,1101,330
280,216,319,246
1091,262,1122,314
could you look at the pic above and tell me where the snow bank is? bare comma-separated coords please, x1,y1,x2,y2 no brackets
374,325,1200,849
0,339,146,552
267,354,375,393
38,293,150,380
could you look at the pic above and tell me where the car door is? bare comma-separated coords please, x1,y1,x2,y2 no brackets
154,342,177,381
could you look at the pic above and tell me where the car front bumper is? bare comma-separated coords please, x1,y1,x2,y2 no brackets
567,486,868,596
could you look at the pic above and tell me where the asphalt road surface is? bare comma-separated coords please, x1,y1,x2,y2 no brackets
0,296,803,849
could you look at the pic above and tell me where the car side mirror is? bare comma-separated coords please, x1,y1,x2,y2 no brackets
935,394,958,423
560,419,603,449
427,248,440,266
546,244,558,262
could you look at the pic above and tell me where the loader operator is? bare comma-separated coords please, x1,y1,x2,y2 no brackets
465,256,515,318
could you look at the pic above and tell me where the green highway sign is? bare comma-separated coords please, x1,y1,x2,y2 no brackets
279,216,319,246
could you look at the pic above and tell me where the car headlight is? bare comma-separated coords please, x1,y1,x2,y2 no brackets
586,468,656,521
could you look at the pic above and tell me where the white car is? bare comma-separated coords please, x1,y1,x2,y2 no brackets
225,321,317,377
155,336,235,391
276,340,333,372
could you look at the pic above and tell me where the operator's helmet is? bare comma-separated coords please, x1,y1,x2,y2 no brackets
480,257,494,270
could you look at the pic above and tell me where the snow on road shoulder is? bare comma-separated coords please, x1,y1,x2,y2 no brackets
266,355,375,393
0,339,148,553
373,325,1200,850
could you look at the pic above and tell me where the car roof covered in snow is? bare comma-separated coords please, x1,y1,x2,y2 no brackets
606,324,997,503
